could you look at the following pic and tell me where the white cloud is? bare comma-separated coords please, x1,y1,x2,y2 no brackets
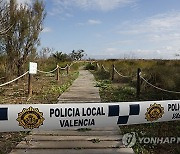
42,27,52,33
147,13,180,31
113,13,180,59
77,19,102,26
108,40,133,46
104,47,121,56
49,0,70,16
50,0,136,16
148,33,180,42
116,11,180,57
88,19,102,25
106,47,118,52
118,11,180,35
90,44,178,59
65,13,73,17
75,0,135,11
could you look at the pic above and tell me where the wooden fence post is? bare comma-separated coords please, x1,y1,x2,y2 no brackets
66,65,69,75
111,64,115,81
136,68,141,99
56,65,60,81
28,73,32,97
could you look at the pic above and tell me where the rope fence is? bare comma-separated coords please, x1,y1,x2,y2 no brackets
60,65,68,70
37,63,73,74
0,71,29,87
37,68,57,74
2,61,180,100
114,67,132,78
38,61,180,98
95,62,180,98
140,73,180,94
0,62,76,99
37,69,57,74
97,63,134,78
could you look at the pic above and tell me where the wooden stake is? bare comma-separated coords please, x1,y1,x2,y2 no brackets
136,68,141,99
66,65,69,75
56,65,60,81
28,73,32,97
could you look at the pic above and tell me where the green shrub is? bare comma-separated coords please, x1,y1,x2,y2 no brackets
96,70,110,80
85,63,96,70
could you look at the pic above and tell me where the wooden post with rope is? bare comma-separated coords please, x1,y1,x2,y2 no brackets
136,68,141,99
56,65,60,81
66,64,69,75
111,64,115,81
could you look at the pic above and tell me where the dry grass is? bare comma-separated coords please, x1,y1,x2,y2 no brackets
96,60,180,100
0,70,78,104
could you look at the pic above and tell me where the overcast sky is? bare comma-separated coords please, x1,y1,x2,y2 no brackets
18,0,180,59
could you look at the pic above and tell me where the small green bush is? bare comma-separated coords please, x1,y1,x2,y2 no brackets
85,63,96,70
97,70,110,80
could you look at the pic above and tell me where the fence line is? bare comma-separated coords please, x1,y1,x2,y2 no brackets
60,63,74,70
2,61,180,97
140,74,180,94
0,61,77,99
97,63,134,78
60,65,67,70
96,62,180,96
0,62,73,87
37,66,58,74
37,63,72,74
114,67,132,78
0,71,29,87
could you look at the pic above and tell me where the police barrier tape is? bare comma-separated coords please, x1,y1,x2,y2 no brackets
0,100,179,132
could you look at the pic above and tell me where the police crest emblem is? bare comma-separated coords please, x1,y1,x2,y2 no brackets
145,103,164,121
17,106,45,129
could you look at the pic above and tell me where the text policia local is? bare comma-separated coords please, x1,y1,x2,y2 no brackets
49,107,105,128
168,103,180,119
